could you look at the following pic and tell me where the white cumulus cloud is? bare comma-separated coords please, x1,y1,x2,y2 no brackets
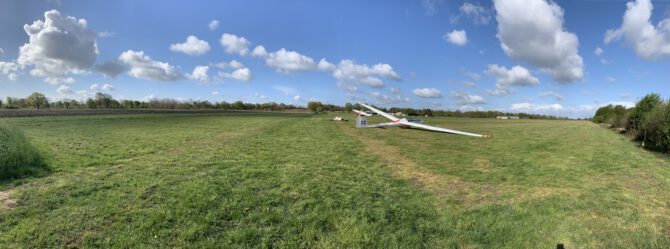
216,60,252,81
170,35,210,56
444,30,468,46
332,60,401,88
18,10,99,84
0,61,19,81
252,47,317,73
604,0,670,60
493,0,583,83
118,50,181,81
220,33,251,56
486,64,539,96
413,88,443,98
189,65,210,82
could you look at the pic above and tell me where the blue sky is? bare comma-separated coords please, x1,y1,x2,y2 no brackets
1,0,670,117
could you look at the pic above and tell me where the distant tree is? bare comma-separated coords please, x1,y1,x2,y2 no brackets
94,92,115,108
344,103,353,112
26,92,48,109
86,98,97,109
307,101,323,113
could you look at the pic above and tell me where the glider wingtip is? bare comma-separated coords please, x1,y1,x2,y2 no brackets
482,134,493,138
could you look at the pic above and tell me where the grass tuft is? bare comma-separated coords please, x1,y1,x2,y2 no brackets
0,126,48,181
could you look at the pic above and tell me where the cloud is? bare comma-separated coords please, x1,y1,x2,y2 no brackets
332,60,401,88
493,0,583,83
95,60,126,78
486,64,539,95
539,91,564,101
450,91,485,105
444,30,468,46
56,85,72,94
604,0,670,60
421,0,443,16
0,48,3,56
216,60,252,81
189,65,210,82
219,68,252,81
460,2,492,25
118,50,181,81
211,91,220,96
607,76,616,83
102,83,114,91
390,87,401,93
594,47,604,56
90,83,99,90
208,20,219,30
18,10,99,84
0,61,19,81
220,33,251,56
216,59,245,69
318,58,336,71
170,35,210,56
293,95,301,101
486,64,539,86
413,88,443,98
252,47,317,73
510,102,565,112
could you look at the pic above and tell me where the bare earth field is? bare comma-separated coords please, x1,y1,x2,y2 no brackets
1,112,669,248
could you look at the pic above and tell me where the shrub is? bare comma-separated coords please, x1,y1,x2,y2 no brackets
0,126,48,181
640,102,670,152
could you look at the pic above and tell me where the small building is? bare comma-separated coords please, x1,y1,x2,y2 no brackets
496,116,519,120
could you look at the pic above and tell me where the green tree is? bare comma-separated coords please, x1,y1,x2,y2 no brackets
344,103,353,112
26,92,48,109
630,93,662,131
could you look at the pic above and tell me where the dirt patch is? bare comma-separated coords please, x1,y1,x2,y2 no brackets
472,158,495,173
339,126,498,207
0,190,17,211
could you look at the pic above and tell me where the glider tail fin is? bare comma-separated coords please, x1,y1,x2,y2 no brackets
356,114,368,128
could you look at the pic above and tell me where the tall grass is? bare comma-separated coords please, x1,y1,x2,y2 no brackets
0,126,48,181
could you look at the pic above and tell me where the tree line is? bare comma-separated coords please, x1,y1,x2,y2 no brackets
592,93,670,152
1,92,569,120
1,92,303,111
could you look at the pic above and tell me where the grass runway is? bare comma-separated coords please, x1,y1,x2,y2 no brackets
1,112,670,248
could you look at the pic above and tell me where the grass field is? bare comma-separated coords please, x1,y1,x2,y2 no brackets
1,113,670,248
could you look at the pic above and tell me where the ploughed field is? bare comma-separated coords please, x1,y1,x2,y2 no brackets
1,112,669,248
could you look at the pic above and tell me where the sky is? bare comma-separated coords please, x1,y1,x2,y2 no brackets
1,0,670,118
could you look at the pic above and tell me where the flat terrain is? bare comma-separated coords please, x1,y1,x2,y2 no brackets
1,113,670,248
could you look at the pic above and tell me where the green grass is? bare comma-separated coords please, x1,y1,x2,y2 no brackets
0,126,48,181
1,113,670,248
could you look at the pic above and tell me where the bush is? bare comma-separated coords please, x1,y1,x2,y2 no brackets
640,102,670,152
0,126,48,181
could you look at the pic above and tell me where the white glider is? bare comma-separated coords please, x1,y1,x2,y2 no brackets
358,102,491,138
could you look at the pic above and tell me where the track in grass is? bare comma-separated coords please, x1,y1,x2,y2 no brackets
1,113,670,248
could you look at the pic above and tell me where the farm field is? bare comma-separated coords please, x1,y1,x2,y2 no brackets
1,112,670,248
